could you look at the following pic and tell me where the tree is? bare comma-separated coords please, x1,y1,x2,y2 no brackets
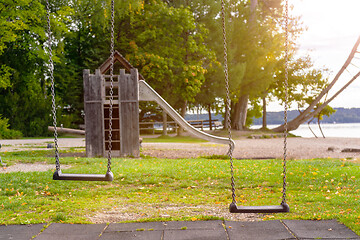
223,0,284,130
52,0,145,127
171,1,228,128
273,36,360,132
117,0,215,135
0,0,70,136
264,55,329,128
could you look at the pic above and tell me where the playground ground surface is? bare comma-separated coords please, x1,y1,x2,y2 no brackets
2,219,360,239
1,136,360,239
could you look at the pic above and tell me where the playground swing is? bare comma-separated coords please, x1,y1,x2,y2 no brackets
46,0,290,213
46,0,116,181
220,0,290,213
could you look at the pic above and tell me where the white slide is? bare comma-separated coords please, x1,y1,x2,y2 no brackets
139,80,235,148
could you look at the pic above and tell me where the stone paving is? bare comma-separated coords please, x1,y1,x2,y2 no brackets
1,220,359,240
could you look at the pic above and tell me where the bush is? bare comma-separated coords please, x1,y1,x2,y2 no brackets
0,116,22,139
28,117,49,137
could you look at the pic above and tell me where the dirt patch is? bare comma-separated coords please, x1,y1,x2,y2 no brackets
88,204,261,223
0,163,70,173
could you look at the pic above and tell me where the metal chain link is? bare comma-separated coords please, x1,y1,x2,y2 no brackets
107,0,115,173
282,0,289,204
221,0,236,205
46,0,60,171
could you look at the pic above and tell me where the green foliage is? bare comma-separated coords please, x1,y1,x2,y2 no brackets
51,0,215,128
245,99,262,127
316,105,336,121
0,116,22,139
0,65,12,89
0,0,71,136
122,0,215,110
1,0,331,135
271,55,329,109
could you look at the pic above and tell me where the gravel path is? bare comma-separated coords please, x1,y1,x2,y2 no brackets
1,137,360,160
142,137,360,160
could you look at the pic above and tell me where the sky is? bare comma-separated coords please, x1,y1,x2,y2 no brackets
268,0,360,111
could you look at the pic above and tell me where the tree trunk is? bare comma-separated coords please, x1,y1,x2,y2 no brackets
231,95,249,130
273,36,360,132
302,70,360,126
274,70,360,132
177,100,187,136
262,96,267,129
208,104,212,131
162,109,167,136
48,126,85,135
250,0,258,23
318,116,325,138
230,0,256,131
307,119,318,138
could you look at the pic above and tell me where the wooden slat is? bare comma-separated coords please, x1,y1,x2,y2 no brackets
118,68,139,157
83,69,104,157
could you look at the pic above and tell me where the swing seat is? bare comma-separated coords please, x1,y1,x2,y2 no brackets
229,202,289,213
53,170,114,181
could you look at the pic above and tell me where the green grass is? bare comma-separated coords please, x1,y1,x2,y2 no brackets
142,135,207,143
0,152,359,235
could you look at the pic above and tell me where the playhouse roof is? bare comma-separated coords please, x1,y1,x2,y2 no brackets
99,50,144,80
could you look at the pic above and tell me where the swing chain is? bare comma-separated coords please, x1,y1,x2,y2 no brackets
46,0,60,171
221,0,236,204
282,0,289,204
107,0,115,173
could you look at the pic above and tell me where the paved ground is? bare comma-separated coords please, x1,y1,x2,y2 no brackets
1,220,359,240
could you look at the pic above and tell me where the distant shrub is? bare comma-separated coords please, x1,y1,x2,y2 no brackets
0,116,22,139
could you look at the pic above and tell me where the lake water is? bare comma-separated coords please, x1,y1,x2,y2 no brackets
252,123,360,138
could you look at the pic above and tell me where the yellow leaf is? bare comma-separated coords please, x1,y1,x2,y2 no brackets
21,202,27,206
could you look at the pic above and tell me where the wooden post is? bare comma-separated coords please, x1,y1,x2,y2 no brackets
262,96,267,129
84,69,104,157
208,104,212,131
162,109,168,135
118,68,140,157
